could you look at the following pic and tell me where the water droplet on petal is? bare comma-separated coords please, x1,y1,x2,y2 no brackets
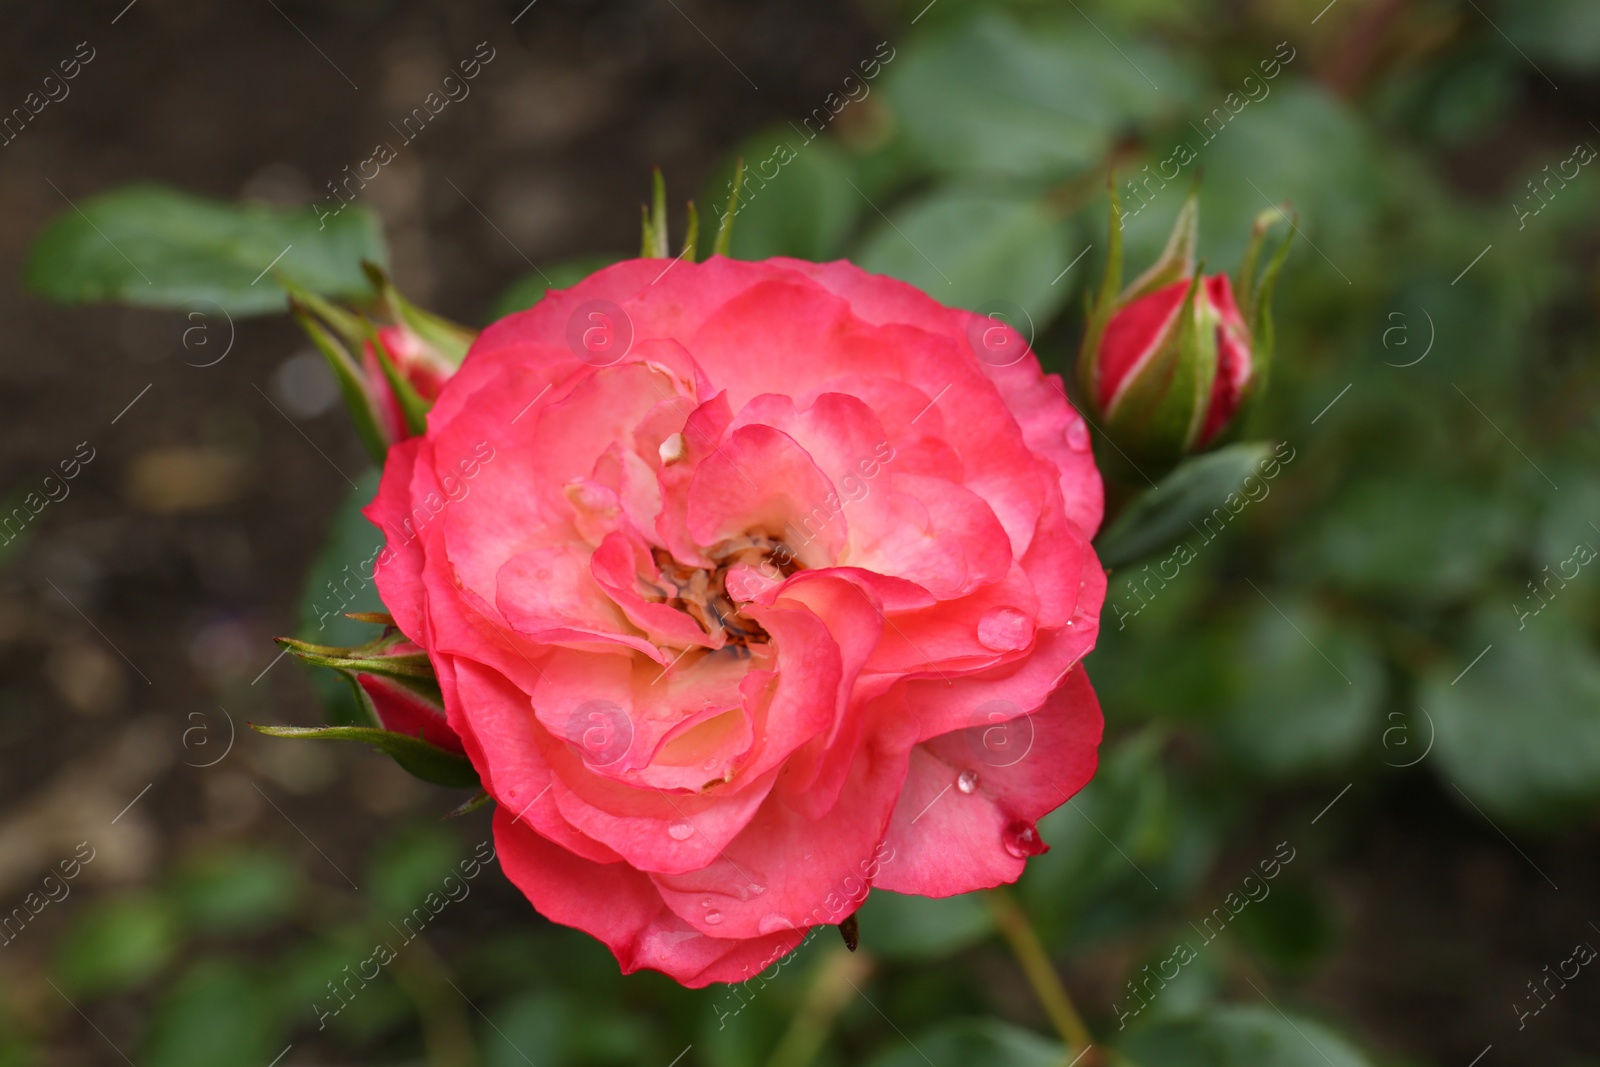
758,913,793,934
700,898,714,908
977,608,1034,652
748,882,767,896
956,769,979,794
1002,820,1049,859
1066,421,1090,451
668,821,694,841
704,909,724,925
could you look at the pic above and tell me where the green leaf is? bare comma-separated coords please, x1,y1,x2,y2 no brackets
489,255,623,320
1231,883,1338,975
865,1019,1062,1067
1021,731,1174,939
1290,475,1523,602
168,848,301,936
25,183,386,316
251,724,479,789
1097,443,1274,569
856,188,1075,330
1117,1004,1373,1067
367,823,467,918
482,991,576,1067
274,933,411,1041
1216,600,1384,778
143,960,281,1067
853,889,994,961
1184,85,1378,280
1426,609,1600,826
55,894,180,997
1501,0,1600,72
884,13,1192,182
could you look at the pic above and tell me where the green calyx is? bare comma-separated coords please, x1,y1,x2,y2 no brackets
640,163,747,261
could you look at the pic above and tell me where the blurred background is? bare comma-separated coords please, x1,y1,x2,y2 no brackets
2,0,1599,1063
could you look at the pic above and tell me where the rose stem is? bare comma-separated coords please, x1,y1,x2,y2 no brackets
985,887,1096,1063
763,944,874,1067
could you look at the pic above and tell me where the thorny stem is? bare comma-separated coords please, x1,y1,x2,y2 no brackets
986,888,1096,1065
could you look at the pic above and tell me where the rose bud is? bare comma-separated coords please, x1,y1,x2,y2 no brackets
288,264,475,460
1077,187,1293,474
275,620,462,751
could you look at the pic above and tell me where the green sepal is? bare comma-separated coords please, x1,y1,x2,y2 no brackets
288,295,389,463
1179,267,1221,451
681,200,700,262
250,723,479,789
343,611,396,626
1076,172,1126,407
1103,270,1217,468
281,278,370,351
364,318,432,438
361,261,475,367
274,631,435,682
1233,210,1295,432
1121,182,1199,303
712,159,747,258
641,169,670,258
1234,207,1273,314
447,791,493,818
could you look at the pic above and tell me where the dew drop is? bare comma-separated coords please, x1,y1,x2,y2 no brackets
668,821,694,841
758,913,793,934
956,769,979,794
748,882,767,896
977,608,1034,652
1002,820,1049,859
704,909,724,925
1066,421,1090,451
700,898,714,908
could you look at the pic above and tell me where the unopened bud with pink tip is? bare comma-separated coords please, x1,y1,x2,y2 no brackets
288,263,476,460
1077,184,1293,475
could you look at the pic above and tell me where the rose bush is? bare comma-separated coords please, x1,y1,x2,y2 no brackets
365,256,1107,986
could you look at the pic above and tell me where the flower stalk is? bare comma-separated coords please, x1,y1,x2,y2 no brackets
986,888,1095,1065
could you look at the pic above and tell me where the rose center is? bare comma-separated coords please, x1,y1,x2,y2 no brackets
644,536,800,648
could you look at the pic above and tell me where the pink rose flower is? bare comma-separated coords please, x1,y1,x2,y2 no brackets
365,257,1107,986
